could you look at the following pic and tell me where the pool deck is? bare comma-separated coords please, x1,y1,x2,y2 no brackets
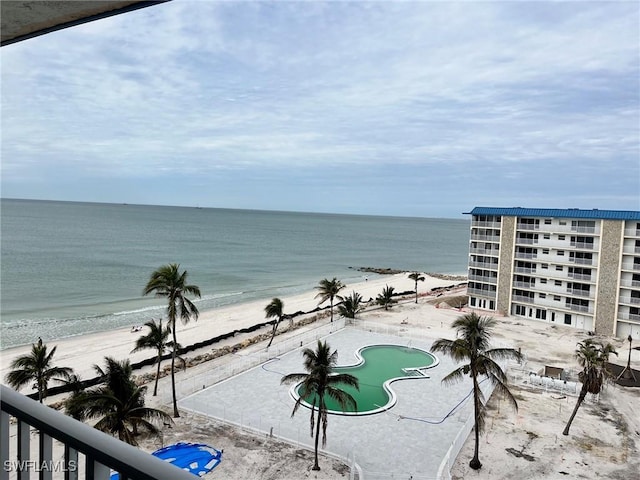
180,327,487,479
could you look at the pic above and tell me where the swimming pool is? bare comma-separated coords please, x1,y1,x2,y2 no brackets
291,344,438,415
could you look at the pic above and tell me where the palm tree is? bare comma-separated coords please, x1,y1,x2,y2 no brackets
431,313,522,470
281,341,359,471
315,278,345,322
265,297,285,348
5,338,73,403
562,339,617,436
130,318,172,396
408,272,425,304
337,291,364,319
375,285,396,310
65,357,173,446
60,373,87,420
143,263,201,417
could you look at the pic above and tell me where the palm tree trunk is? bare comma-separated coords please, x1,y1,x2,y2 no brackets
171,324,180,418
415,282,418,304
330,297,334,322
38,378,44,403
267,320,278,348
563,389,586,435
153,355,161,396
313,407,322,470
469,374,482,470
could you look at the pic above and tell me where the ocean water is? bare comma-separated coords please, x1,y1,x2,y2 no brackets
0,199,470,349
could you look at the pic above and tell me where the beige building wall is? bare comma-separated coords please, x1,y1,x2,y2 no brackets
594,219,623,335
496,216,516,315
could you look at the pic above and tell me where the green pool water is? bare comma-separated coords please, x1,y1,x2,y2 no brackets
294,344,437,415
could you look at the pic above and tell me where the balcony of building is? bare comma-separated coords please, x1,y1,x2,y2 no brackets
624,227,640,238
527,223,600,235
470,234,501,242
471,220,502,229
619,296,640,306
516,222,540,231
467,287,497,299
618,312,640,322
565,303,593,314
469,246,500,256
514,251,537,260
621,261,640,272
468,259,499,270
622,244,640,255
468,274,497,284
569,240,596,250
0,385,193,480
512,294,535,304
620,277,640,289
566,287,594,299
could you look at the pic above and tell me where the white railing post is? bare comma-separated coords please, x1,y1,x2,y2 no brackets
0,411,9,480
39,432,53,480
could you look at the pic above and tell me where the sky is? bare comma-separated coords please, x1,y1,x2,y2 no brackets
1,0,639,218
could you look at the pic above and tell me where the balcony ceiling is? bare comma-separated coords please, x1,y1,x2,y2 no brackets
1,1,167,47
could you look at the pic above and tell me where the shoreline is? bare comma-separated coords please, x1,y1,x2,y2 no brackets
0,272,465,388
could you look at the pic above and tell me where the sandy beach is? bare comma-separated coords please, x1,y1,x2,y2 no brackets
2,272,639,479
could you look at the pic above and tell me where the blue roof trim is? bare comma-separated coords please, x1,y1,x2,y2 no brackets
467,207,640,220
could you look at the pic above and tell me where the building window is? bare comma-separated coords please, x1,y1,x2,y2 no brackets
564,314,571,325
558,250,564,256
558,235,565,240
541,278,547,284
544,219,552,225
542,264,548,269
559,221,566,226
555,280,562,286
542,249,549,254
543,234,550,240
554,295,561,301
539,293,546,299
556,265,563,271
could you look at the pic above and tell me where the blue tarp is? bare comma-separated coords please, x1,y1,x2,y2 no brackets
110,442,222,479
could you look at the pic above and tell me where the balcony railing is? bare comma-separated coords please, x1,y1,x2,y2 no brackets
468,274,497,284
467,288,496,298
618,312,640,322
516,223,539,231
515,238,537,245
515,252,537,259
0,385,194,480
512,295,535,304
624,228,640,237
619,297,640,305
565,303,593,313
469,248,499,255
470,234,501,242
570,241,594,250
514,267,536,274
471,221,502,228
469,260,498,269
566,288,593,298
620,279,640,288
568,273,592,281
569,257,593,265
512,282,535,289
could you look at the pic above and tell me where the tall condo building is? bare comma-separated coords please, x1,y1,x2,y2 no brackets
466,207,640,339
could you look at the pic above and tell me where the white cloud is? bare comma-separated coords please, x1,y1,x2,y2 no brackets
1,0,638,215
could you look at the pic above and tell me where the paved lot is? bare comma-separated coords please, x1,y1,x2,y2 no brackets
180,327,487,479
